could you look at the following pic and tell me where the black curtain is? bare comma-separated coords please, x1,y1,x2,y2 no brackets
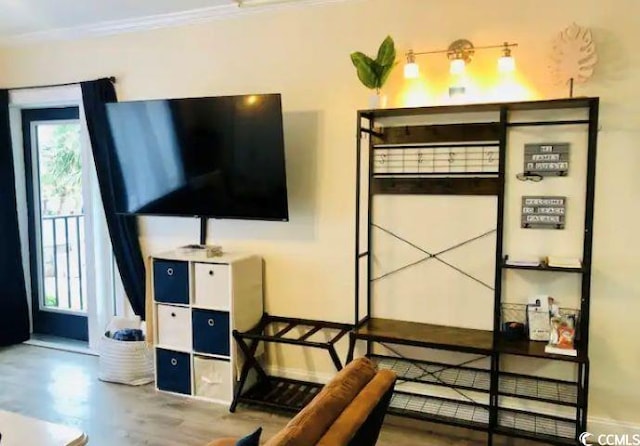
81,79,146,317
0,90,30,346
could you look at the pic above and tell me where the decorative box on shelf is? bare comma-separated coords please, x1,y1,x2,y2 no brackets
151,249,263,405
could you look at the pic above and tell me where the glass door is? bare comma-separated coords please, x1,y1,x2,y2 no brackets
23,107,88,341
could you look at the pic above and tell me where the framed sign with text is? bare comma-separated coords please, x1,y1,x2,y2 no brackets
524,143,570,176
521,196,566,229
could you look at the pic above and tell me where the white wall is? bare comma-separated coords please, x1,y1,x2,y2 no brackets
1,0,639,429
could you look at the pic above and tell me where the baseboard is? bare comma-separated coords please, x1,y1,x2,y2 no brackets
263,365,640,437
25,338,97,356
588,416,640,437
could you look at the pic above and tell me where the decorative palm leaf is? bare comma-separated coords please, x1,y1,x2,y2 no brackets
350,36,397,91
351,52,378,90
550,23,598,85
376,36,396,68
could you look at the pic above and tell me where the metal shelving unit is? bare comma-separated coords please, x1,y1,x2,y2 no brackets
502,256,585,273
238,377,323,413
390,391,490,430
499,373,578,406
496,409,577,444
348,98,599,446
371,354,491,393
230,313,352,412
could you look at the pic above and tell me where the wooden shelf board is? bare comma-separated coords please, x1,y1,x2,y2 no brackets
359,97,597,119
353,318,493,355
374,122,501,144
496,336,587,363
372,177,500,196
502,262,583,274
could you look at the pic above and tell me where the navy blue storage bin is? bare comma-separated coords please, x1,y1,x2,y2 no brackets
156,348,191,395
153,260,189,304
192,309,230,356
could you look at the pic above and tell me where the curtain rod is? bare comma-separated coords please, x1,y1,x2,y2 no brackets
4,76,116,92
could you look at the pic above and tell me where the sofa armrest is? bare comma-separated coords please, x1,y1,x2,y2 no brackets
317,370,396,446
206,438,237,446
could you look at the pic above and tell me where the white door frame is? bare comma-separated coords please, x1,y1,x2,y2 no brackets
9,85,126,350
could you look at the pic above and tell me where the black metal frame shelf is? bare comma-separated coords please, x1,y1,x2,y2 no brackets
389,390,490,431
373,142,501,149
351,97,599,446
370,354,491,393
230,313,352,412
360,97,594,119
507,119,591,128
348,318,494,358
502,256,584,273
498,372,578,407
237,376,323,413
370,355,579,408
373,172,498,177
496,335,587,363
502,263,584,274
372,176,500,195
496,408,577,445
234,314,351,354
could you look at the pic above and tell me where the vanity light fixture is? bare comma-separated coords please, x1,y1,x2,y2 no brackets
404,50,420,79
498,42,516,73
404,39,518,79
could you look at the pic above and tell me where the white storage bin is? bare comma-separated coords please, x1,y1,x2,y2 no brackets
194,356,233,403
194,263,230,310
157,304,192,351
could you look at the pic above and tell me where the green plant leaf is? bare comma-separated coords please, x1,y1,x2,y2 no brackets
378,61,397,89
371,62,386,90
350,51,378,90
376,36,396,68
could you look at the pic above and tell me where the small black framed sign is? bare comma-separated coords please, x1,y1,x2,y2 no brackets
521,196,566,229
524,143,570,176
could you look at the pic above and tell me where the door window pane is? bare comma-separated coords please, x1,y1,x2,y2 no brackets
36,123,86,312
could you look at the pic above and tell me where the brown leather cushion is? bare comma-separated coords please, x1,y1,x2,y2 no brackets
316,370,396,446
263,357,377,446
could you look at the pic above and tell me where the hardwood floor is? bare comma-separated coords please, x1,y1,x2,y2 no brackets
0,344,499,446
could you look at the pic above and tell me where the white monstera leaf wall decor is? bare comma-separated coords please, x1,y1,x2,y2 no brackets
551,23,598,91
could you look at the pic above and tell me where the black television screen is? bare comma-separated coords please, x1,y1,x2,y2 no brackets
105,94,288,221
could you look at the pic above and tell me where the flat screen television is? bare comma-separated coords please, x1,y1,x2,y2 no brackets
105,94,288,221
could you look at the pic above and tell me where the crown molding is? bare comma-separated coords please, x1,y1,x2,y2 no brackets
0,0,351,46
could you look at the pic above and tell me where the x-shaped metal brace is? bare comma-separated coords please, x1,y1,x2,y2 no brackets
371,224,497,291
229,330,269,413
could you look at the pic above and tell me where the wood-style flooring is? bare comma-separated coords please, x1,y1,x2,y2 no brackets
0,344,518,446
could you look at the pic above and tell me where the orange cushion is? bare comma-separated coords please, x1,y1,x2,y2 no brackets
263,357,377,446
316,370,396,446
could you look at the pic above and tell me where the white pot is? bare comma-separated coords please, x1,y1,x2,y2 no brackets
368,92,388,109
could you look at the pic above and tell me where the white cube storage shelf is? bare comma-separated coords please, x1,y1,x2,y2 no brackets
152,251,263,405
